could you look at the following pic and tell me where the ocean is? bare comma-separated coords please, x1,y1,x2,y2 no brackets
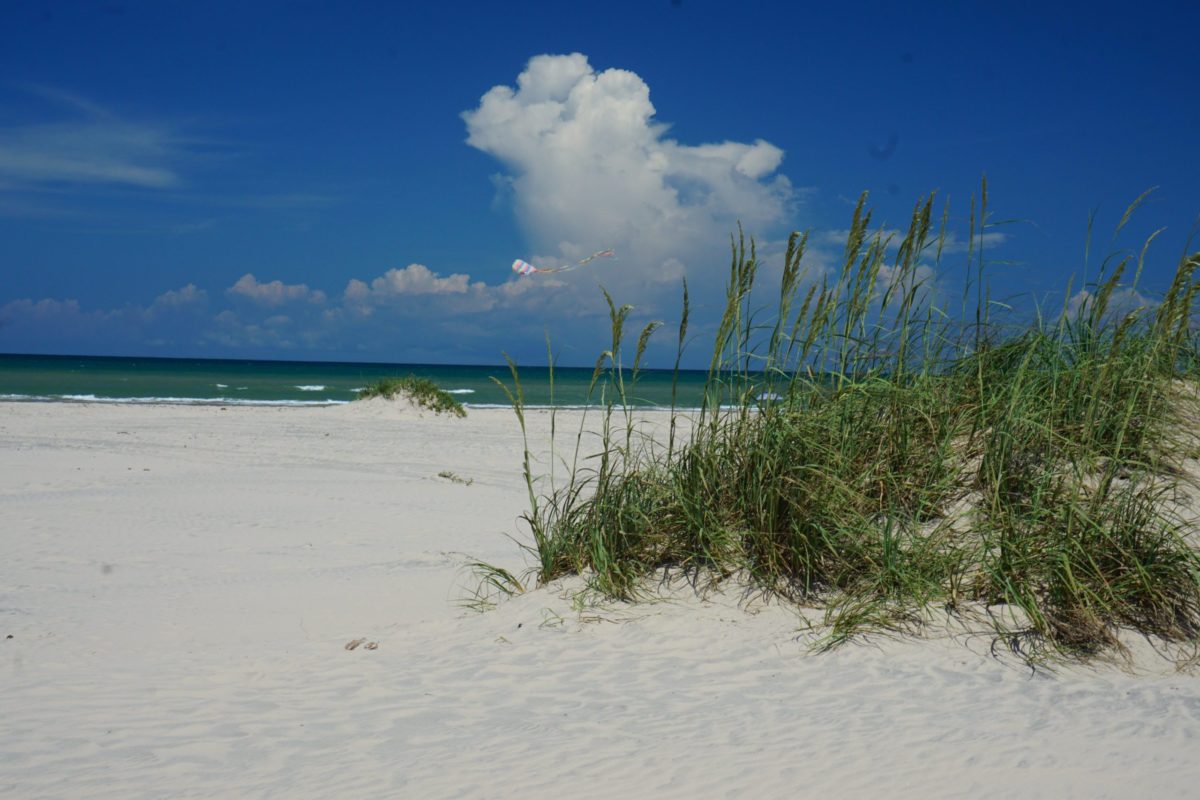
0,353,714,408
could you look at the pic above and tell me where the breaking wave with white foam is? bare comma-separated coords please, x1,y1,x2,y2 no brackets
0,393,346,407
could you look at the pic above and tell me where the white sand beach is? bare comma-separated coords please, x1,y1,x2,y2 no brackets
3,400,1199,799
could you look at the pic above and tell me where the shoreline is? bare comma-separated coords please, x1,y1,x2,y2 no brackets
0,396,706,411
3,400,1198,797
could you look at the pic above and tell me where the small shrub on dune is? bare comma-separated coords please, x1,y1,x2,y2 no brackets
357,376,466,417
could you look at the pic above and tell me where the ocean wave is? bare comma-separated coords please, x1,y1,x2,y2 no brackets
0,393,53,402
1,394,692,411
445,389,476,395
294,385,326,391
216,383,229,388
0,393,347,407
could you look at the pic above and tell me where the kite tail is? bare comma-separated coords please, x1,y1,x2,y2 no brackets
576,249,617,267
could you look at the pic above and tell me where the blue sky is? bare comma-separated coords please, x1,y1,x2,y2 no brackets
1,0,1197,367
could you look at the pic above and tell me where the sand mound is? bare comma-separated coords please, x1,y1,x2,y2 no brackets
334,395,447,420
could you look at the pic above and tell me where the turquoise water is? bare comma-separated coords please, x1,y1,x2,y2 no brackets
0,353,715,408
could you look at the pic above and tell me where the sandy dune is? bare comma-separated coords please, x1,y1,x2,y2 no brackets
2,401,1199,799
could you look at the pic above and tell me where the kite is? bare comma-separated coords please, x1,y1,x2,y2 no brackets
512,249,615,276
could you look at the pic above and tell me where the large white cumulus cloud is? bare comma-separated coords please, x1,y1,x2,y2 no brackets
462,54,793,298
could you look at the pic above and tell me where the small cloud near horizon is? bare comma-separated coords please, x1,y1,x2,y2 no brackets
227,274,327,307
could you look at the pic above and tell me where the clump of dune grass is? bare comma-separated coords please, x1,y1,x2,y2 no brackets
357,376,467,417
438,470,474,485
485,183,1200,666
460,559,526,612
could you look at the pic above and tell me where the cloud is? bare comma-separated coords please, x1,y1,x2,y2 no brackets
0,85,221,225
340,263,542,318
0,86,185,190
0,296,87,323
344,264,471,301
207,309,288,349
0,122,178,188
0,258,560,360
0,285,204,354
207,264,550,355
0,85,347,226
0,296,132,351
462,53,793,300
1066,286,1155,320
227,274,327,307
146,284,208,318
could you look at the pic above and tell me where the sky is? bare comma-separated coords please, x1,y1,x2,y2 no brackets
1,0,1197,368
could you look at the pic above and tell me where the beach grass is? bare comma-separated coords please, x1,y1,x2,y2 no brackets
488,183,1200,665
357,376,467,417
